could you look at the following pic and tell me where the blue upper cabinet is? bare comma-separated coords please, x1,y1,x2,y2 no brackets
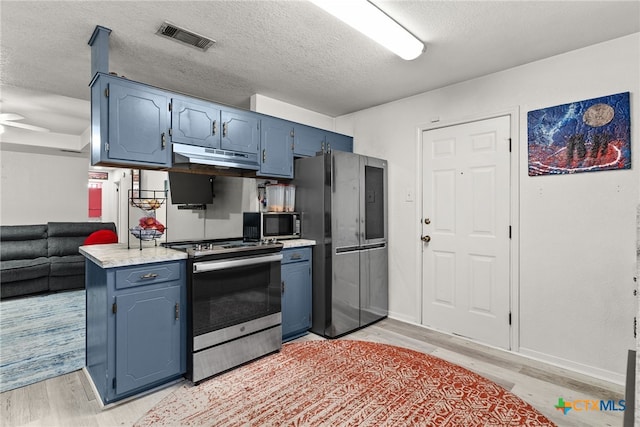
293,125,353,157
90,73,351,175
91,74,171,168
293,125,326,157
221,109,260,154
325,132,353,153
258,118,294,178
171,97,220,149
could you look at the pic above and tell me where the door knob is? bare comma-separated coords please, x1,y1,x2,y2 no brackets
421,235,431,242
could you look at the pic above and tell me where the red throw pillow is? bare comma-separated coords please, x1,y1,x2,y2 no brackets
84,229,118,245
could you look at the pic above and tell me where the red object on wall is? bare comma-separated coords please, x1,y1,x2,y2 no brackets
88,183,102,218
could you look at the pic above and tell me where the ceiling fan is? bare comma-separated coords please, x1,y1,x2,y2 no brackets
0,113,50,132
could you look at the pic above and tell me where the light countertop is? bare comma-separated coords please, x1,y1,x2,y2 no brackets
80,243,188,269
80,239,315,269
282,239,316,249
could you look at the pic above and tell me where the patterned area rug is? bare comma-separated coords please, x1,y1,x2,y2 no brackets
0,290,85,393
135,340,554,426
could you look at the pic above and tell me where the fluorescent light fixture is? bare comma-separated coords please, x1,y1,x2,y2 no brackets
309,0,424,60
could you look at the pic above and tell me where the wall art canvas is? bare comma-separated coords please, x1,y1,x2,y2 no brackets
527,92,631,176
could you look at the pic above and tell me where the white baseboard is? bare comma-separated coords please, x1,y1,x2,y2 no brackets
387,315,625,387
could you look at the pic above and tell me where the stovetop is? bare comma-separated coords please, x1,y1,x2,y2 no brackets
163,238,283,258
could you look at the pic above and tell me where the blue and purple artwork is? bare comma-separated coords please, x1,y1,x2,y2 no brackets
527,92,631,176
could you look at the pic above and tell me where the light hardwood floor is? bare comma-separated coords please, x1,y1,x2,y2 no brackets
0,318,626,427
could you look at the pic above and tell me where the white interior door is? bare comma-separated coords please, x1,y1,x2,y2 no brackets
421,116,511,349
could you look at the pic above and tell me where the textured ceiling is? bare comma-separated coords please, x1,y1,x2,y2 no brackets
0,0,639,137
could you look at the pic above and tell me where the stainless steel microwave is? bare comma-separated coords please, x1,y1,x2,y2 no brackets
243,212,301,241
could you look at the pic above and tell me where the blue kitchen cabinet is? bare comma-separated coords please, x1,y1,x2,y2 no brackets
325,132,353,153
221,109,260,154
258,118,294,178
281,247,312,341
171,97,221,149
293,125,353,157
85,259,186,404
293,125,326,157
90,73,171,168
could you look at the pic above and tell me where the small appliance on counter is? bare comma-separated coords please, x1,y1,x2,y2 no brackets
243,212,301,241
265,183,296,212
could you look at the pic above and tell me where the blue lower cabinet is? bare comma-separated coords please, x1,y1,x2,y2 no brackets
85,259,186,404
281,247,312,341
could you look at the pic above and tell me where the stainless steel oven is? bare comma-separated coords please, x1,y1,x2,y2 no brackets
165,240,283,383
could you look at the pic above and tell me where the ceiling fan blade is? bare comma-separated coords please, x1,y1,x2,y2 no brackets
0,113,25,121
0,120,50,132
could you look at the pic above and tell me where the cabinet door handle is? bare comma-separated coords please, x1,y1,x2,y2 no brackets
175,302,180,320
140,273,158,280
290,254,302,260
212,120,217,135
262,149,266,163
222,122,228,137
161,132,166,148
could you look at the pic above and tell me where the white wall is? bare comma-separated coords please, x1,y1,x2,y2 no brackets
335,34,639,383
0,147,90,224
251,94,338,131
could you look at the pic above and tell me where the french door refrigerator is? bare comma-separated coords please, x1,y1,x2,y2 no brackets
293,151,388,338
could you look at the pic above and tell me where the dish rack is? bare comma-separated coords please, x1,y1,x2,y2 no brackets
128,189,168,250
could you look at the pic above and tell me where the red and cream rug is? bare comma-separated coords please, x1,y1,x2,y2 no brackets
135,340,554,426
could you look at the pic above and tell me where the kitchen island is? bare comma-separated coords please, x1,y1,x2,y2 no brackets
80,243,188,405
80,239,315,404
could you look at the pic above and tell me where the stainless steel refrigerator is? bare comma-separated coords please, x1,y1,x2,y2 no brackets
293,151,388,338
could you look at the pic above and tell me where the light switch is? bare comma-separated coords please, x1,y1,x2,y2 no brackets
405,187,414,202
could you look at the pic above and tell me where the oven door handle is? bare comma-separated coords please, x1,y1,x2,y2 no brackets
193,254,283,273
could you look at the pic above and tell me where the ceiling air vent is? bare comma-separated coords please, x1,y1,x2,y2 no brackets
156,21,215,52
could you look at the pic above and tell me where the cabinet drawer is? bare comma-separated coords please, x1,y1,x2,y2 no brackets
282,247,311,264
115,262,182,289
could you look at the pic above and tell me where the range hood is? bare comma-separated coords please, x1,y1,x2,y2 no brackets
173,143,260,171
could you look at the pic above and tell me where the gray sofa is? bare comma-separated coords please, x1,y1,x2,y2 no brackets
0,222,117,299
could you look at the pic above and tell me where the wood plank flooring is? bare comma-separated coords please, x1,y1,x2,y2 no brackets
0,318,625,426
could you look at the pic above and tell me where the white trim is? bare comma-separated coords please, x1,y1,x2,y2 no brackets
518,347,625,386
388,315,625,386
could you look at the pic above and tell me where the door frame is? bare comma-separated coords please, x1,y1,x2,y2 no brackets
414,108,520,350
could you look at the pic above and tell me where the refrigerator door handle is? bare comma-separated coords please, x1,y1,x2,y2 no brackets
335,242,386,254
360,242,387,251
335,245,360,254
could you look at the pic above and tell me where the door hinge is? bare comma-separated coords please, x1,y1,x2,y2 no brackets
168,102,172,112
112,377,116,389
508,138,512,153
634,316,637,339
104,142,110,152
175,302,180,320
509,226,512,239
169,128,173,136
104,88,109,97
508,312,512,325
112,302,117,314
